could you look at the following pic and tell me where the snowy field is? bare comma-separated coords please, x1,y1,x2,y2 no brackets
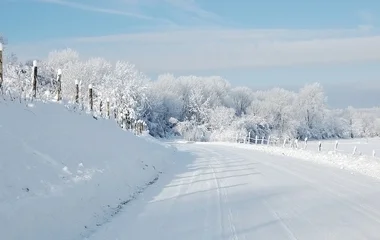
300,138,380,157
0,100,189,240
207,137,380,180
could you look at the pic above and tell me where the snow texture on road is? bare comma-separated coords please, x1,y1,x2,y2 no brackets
88,142,380,240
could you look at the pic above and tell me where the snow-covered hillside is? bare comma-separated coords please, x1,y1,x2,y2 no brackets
0,100,188,240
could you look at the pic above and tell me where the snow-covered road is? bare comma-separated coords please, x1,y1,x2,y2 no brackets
88,142,380,240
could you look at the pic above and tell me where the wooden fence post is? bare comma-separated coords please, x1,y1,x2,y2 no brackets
334,140,339,152
106,98,110,118
88,84,93,111
32,60,37,98
123,113,128,129
75,80,79,103
99,100,103,116
0,43,3,91
352,146,357,155
57,69,62,101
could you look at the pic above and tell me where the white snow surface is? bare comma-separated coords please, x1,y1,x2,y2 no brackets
88,142,380,240
0,101,185,240
211,140,380,180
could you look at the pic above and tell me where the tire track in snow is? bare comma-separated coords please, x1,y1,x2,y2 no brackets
209,159,226,239
261,199,299,240
205,147,241,240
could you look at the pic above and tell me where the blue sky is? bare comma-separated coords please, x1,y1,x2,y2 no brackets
1,0,380,107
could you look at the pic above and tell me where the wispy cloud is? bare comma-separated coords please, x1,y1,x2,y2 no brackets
36,0,220,27
37,0,176,25
10,27,380,72
163,0,221,23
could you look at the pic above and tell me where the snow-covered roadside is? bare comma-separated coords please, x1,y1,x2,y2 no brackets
201,142,380,180
0,101,187,240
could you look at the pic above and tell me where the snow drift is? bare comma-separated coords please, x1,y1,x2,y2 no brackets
0,100,184,240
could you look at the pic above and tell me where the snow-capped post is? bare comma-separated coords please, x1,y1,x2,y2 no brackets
373,150,376,157
106,98,110,118
283,138,287,147
255,135,258,144
334,140,339,153
56,69,62,101
304,137,308,149
267,136,271,145
88,84,93,111
352,146,357,155
32,60,38,98
295,139,298,149
0,42,3,91
248,132,251,144
318,141,322,152
262,136,265,144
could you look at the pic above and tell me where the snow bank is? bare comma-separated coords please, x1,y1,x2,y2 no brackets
0,101,182,240
203,142,380,180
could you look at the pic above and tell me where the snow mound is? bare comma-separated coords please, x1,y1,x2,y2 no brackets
0,101,183,240
204,142,380,179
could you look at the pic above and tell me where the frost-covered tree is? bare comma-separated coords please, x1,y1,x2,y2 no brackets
294,83,327,139
227,86,253,116
2,47,379,141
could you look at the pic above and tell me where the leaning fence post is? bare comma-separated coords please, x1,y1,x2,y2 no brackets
57,69,62,101
334,140,339,152
304,137,308,149
373,150,376,157
267,136,271,145
88,84,93,111
318,141,322,152
352,146,357,155
0,43,3,91
32,60,38,98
